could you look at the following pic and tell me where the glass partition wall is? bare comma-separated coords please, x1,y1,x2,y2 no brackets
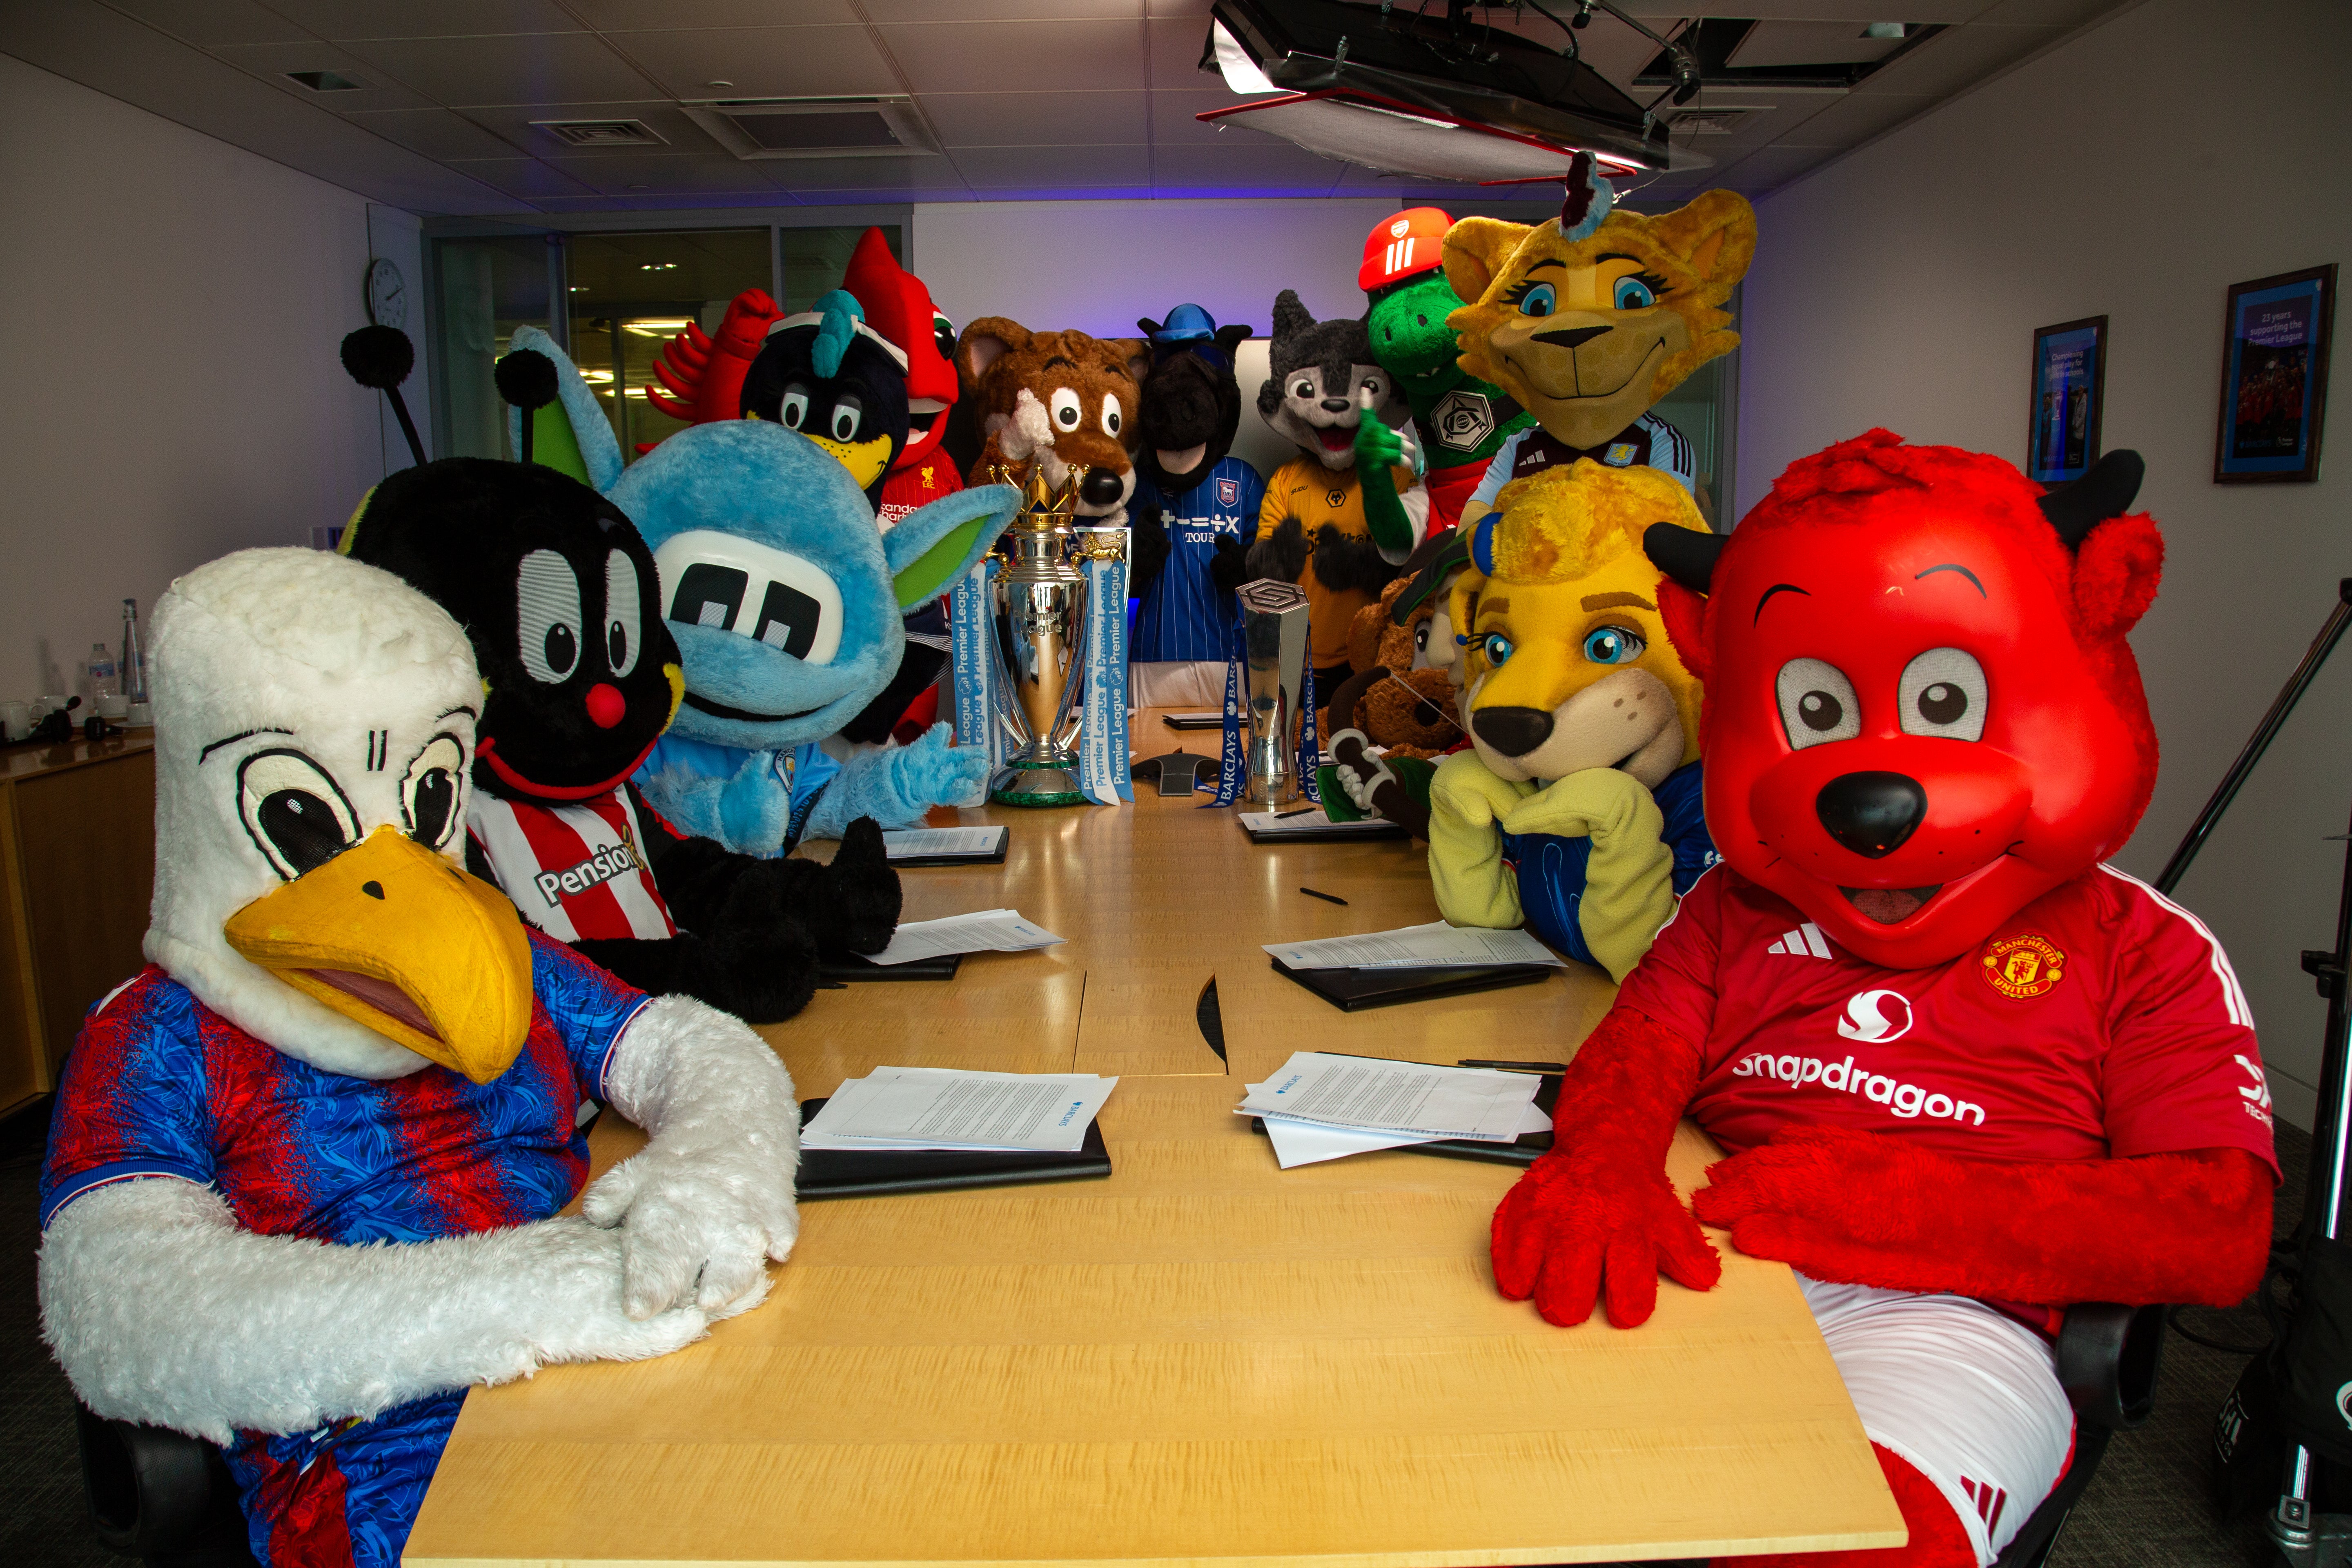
429,222,904,467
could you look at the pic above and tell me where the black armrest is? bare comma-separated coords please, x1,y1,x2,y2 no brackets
2056,1301,2166,1430
74,1400,254,1564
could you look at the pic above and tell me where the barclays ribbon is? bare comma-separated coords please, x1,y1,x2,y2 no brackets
1076,550,1132,805
1204,615,1248,808
1296,631,1320,806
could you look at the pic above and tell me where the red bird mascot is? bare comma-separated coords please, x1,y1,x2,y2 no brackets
1492,431,2278,1567
841,225,964,530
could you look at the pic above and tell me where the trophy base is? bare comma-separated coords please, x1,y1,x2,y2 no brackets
990,760,1088,808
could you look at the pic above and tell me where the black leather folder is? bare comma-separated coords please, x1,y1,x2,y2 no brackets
822,951,964,982
1248,1063,1561,1168
885,831,1008,867
1269,955,1552,1011
1242,817,1407,844
795,1098,1113,1199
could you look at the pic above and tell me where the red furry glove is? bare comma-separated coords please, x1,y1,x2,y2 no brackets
1691,1125,2272,1307
1491,1009,1722,1327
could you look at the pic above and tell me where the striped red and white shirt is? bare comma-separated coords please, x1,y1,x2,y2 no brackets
468,789,677,943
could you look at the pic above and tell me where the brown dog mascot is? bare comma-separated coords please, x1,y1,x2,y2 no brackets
955,319,1149,522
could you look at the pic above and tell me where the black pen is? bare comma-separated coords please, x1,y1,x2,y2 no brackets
1299,886,1348,906
1270,806,1317,819
1458,1058,1568,1073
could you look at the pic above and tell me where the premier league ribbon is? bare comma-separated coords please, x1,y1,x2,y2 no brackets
950,557,1004,771
1076,548,1132,805
1203,616,1248,808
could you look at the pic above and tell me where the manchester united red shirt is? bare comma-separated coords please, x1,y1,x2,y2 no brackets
1614,864,2279,1176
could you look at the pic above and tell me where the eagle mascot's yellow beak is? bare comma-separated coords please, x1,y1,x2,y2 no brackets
223,826,535,1084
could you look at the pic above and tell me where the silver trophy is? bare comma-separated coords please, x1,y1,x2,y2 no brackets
988,464,1093,806
1236,579,1311,805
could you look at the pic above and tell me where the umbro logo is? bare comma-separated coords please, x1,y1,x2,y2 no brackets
1766,922,1832,959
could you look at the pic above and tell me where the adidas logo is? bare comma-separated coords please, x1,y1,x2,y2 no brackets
1767,922,1832,959
1960,1476,2008,1537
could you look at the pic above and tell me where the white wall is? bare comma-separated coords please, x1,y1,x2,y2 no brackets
1733,0,2352,1127
0,53,401,700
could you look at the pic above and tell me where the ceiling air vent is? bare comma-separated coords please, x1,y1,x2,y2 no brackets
1668,107,1763,136
533,119,668,148
682,97,941,160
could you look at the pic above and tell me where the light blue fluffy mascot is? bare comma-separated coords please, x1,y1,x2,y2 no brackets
507,327,1017,853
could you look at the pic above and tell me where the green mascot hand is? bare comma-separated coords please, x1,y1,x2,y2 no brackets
1499,768,1675,983
1354,401,1414,557
1427,750,1532,931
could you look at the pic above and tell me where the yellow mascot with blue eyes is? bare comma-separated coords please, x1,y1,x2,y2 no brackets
1443,155,1755,532
1427,459,1716,980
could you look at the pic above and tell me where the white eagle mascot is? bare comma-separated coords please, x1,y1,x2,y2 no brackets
37,548,801,1566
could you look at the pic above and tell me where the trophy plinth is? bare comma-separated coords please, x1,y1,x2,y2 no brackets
989,463,1094,807
1236,579,1312,806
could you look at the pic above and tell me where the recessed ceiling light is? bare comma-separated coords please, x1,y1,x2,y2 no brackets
1861,21,1907,39
629,184,652,191
286,69,365,91
707,80,734,89
638,261,676,270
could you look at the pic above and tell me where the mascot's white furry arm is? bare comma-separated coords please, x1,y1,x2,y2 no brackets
34,548,799,1566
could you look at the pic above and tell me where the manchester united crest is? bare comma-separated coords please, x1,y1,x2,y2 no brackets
1980,932,2066,999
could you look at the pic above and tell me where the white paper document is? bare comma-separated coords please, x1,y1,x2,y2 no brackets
881,825,1007,860
801,1067,1118,1153
1236,1051,1543,1142
1237,808,1399,836
1262,920,1566,971
1258,1097,1553,1168
866,908,1064,966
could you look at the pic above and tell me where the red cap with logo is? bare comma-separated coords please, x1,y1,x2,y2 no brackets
1359,207,1455,293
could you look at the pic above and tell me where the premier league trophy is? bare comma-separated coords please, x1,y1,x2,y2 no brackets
981,463,1131,807
1236,579,1311,805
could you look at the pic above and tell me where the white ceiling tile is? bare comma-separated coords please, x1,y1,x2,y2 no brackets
881,19,1145,94
205,40,437,109
441,155,602,198
1849,21,2064,95
921,90,1147,147
570,0,860,26
605,25,902,99
546,153,782,195
1969,0,2124,22
453,101,726,156
758,155,964,190
1147,13,1216,88
1152,143,1346,193
342,106,530,160
1147,0,1213,13
954,183,1157,202
1154,87,1285,146
263,0,584,39
1702,143,1843,193
1770,91,1936,149
100,0,312,46
774,185,974,206
340,31,662,105
527,195,630,213
1621,2,1989,18
952,144,1152,187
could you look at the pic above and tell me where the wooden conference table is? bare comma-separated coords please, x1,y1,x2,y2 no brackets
405,713,1904,1568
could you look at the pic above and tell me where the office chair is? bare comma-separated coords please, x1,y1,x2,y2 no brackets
74,1400,258,1568
1989,1301,2166,1568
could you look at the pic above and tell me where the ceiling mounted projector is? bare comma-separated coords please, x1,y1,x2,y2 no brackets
1198,0,1709,185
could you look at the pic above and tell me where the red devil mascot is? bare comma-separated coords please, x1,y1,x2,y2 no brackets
841,225,964,529
1492,431,2278,1566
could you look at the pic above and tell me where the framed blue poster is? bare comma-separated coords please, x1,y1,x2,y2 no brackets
2215,263,2334,484
2028,316,2105,486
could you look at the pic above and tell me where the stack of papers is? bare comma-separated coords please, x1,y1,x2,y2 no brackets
1263,921,1566,970
881,825,1007,861
1237,808,1399,836
1236,1051,1550,1168
803,1067,1118,1153
868,908,1064,966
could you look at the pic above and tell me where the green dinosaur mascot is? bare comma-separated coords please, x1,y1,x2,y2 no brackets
1361,207,1536,537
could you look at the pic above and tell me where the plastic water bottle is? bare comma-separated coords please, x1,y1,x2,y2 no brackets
89,643,117,700
120,600,147,704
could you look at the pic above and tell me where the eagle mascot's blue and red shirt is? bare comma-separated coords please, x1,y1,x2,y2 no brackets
40,930,649,1568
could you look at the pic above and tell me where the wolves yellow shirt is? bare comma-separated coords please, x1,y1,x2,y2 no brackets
1255,458,1419,670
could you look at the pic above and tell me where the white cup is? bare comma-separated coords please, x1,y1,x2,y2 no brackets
37,695,69,719
0,702,27,741
96,693,129,720
126,702,154,727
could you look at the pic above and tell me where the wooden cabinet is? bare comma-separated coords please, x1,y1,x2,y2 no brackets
0,736,155,1116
